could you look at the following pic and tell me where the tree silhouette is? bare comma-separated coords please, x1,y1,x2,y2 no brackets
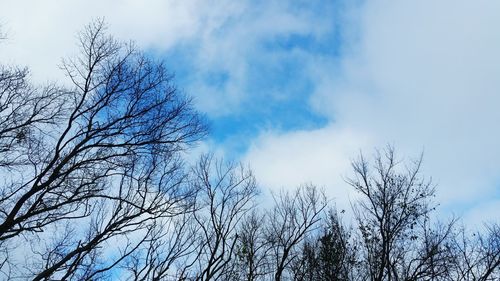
347,147,457,281
0,20,205,280
1,20,498,281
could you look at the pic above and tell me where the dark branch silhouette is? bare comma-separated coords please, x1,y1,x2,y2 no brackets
1,21,498,281
0,20,205,279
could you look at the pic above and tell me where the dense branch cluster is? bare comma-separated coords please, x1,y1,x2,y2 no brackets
0,22,498,280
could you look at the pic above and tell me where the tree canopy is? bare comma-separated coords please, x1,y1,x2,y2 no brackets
0,21,498,281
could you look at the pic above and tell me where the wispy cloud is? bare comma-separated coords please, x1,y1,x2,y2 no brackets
245,0,500,223
1,0,498,223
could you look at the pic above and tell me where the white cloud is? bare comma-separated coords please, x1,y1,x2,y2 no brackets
1,0,498,221
463,199,500,228
245,0,500,220
244,126,371,211
184,1,333,116
0,0,333,115
0,0,212,81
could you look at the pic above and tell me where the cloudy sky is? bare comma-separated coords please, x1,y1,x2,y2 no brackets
1,0,499,225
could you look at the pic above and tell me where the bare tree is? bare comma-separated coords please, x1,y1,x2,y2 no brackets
346,146,459,281
230,210,273,281
448,223,500,281
265,185,327,281
0,20,205,280
184,154,258,281
348,147,458,281
291,208,358,281
121,214,200,281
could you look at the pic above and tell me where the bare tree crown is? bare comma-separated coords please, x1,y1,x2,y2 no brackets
0,22,497,281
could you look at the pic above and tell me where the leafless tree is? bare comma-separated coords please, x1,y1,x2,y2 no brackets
120,214,200,281
2,22,498,281
291,208,358,281
183,154,258,281
265,185,327,281
448,223,500,281
346,146,455,281
229,210,273,281
0,19,205,280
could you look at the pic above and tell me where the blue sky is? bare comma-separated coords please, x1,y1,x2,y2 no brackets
162,25,333,156
1,0,499,225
